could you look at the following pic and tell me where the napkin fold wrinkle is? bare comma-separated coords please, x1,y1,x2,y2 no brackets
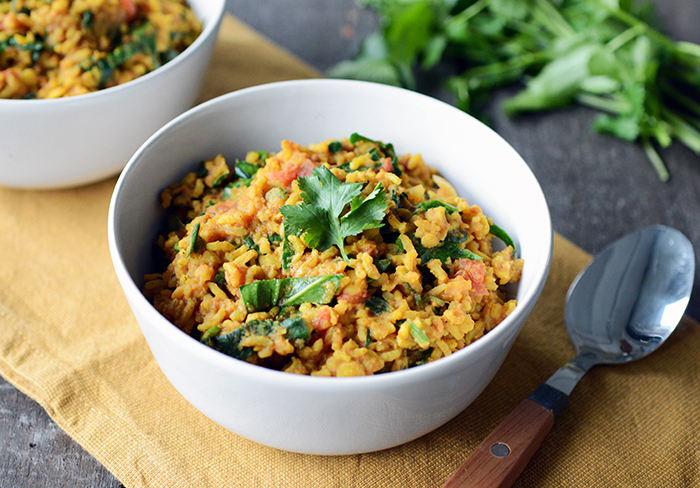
0,14,698,488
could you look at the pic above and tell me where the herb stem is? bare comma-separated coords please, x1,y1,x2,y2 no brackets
533,0,576,38
641,137,670,182
462,50,550,88
660,82,700,120
675,41,700,60
662,108,700,153
605,24,645,53
586,0,677,54
450,0,490,24
576,93,627,114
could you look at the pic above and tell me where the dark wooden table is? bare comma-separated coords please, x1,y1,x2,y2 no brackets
2,1,699,486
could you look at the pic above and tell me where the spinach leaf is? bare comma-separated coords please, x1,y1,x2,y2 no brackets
280,316,310,341
243,237,259,252
489,223,516,252
214,271,227,289
253,151,269,161
81,10,95,28
203,316,309,359
203,319,274,360
211,172,230,187
196,161,209,178
368,148,382,161
408,348,433,368
413,231,482,263
375,258,393,274
234,160,260,179
366,296,390,314
328,141,342,153
240,274,343,312
414,199,460,214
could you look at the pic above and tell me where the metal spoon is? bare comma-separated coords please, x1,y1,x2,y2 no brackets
443,225,696,488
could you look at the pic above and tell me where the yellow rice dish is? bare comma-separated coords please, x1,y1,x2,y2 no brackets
0,0,201,99
144,135,524,376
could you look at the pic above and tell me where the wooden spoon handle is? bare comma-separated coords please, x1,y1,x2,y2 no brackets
442,383,568,488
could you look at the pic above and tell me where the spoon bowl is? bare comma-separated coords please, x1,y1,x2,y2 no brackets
443,225,695,488
565,225,694,365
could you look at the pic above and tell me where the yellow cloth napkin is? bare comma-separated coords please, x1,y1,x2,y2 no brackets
1,15,698,488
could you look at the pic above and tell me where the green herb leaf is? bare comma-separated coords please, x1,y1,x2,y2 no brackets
280,316,310,341
201,326,220,340
375,258,393,274
328,33,404,86
202,319,273,360
239,274,343,312
366,296,390,315
408,347,433,368
279,166,388,261
253,151,269,161
243,236,259,252
328,141,342,153
81,10,95,29
409,322,430,349
384,0,436,65
413,231,482,263
235,160,260,179
503,44,601,115
489,223,516,252
214,270,227,289
185,222,202,257
211,172,230,187
414,199,460,214
203,316,309,359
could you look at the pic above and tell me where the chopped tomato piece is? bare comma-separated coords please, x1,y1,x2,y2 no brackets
121,0,138,21
452,259,489,296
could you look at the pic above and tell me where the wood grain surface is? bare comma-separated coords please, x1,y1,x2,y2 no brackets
441,399,555,488
1,1,699,487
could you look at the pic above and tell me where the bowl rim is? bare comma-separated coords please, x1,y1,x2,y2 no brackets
0,0,226,106
108,78,553,389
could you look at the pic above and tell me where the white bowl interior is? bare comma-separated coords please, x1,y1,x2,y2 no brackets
109,79,552,453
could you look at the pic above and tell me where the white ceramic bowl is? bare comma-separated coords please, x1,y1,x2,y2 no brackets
0,0,226,189
108,79,553,455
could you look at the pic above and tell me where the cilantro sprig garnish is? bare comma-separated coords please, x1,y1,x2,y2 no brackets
280,166,389,262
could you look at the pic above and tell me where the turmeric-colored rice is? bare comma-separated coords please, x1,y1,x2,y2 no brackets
144,135,524,376
0,0,201,99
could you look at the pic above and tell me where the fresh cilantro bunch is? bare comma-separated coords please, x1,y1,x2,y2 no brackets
280,166,389,262
330,0,700,181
